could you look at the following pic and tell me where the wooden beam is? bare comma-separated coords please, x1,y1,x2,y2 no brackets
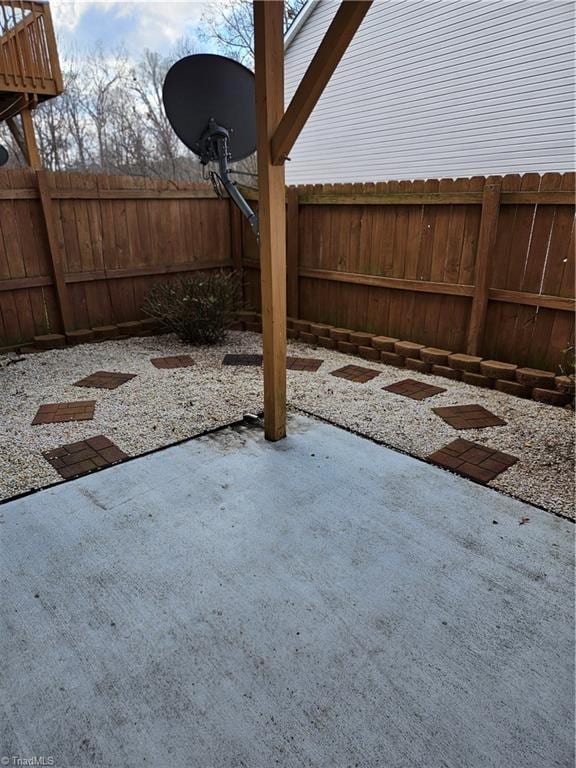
0,275,52,291
243,263,576,311
502,191,575,205
36,170,73,330
64,261,233,284
299,192,484,205
20,106,41,169
271,1,372,165
488,289,575,312
298,267,474,297
52,188,219,200
0,188,39,198
466,177,502,355
254,0,287,441
241,189,575,206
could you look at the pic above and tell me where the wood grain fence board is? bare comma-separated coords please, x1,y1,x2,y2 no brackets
74,173,100,327
544,172,576,298
297,191,573,205
427,179,453,347
522,173,562,294
411,179,438,343
8,169,38,339
61,172,90,328
500,173,541,364
459,176,484,287
516,173,563,365
366,181,391,334
0,171,573,370
443,178,469,284
125,175,148,320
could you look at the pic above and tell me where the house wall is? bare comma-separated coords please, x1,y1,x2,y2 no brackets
284,0,575,184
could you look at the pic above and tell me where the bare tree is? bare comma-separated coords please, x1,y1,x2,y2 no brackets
0,0,307,180
200,0,306,66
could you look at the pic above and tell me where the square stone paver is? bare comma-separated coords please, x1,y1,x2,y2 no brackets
330,365,381,383
427,438,518,484
32,401,96,425
286,356,324,372
43,435,128,480
74,371,136,390
383,378,446,401
222,354,263,367
432,404,507,430
151,355,194,369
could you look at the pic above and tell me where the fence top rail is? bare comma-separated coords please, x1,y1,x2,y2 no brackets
240,172,575,204
0,171,573,206
297,190,575,205
0,185,573,205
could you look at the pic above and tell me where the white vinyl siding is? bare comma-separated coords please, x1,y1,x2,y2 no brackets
284,0,575,183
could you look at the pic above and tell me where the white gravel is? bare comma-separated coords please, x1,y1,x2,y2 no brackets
0,331,573,519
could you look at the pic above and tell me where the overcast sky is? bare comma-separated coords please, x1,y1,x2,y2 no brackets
50,1,214,55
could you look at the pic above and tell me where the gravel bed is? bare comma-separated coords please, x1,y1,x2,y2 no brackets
0,331,573,519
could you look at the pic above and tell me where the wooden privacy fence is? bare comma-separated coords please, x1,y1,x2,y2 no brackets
0,169,238,346
241,173,575,371
0,169,574,371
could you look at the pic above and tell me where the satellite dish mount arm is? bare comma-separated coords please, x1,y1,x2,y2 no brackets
198,119,259,239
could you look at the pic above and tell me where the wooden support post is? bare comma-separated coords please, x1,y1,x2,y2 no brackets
286,186,300,318
20,107,42,170
466,177,502,356
36,170,73,331
271,1,372,165
254,0,287,441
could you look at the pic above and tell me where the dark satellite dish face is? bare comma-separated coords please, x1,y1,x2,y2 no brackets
163,54,256,162
0,145,8,167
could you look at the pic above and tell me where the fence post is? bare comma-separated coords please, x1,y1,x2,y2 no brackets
286,185,299,318
36,170,73,332
466,176,502,356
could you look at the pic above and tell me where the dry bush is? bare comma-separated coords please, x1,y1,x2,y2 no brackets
143,271,241,344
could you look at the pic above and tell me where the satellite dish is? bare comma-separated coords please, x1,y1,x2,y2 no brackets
163,54,256,163
0,145,8,167
162,54,259,238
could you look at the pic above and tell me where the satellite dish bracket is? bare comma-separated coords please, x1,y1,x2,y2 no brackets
198,118,259,240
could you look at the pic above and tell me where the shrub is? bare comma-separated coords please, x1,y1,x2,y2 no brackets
143,271,242,345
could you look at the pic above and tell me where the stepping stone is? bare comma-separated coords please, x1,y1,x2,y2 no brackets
151,355,194,369
74,371,136,390
330,365,380,383
432,404,507,430
222,354,263,366
32,401,96,425
383,378,446,401
43,435,128,480
427,438,518,484
286,356,324,372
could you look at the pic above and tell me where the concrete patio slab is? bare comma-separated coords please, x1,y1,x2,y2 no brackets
0,414,573,768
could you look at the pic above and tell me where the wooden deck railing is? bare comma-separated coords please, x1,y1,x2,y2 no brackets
0,0,62,98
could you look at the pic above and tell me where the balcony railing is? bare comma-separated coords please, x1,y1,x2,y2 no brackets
0,0,62,99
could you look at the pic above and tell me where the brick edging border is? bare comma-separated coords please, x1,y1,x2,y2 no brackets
234,311,575,408
7,312,573,409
